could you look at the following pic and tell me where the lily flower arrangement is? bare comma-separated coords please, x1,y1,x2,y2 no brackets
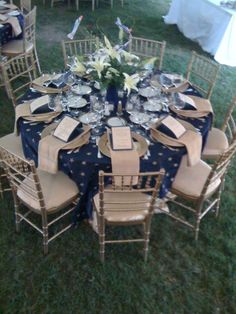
71,36,157,95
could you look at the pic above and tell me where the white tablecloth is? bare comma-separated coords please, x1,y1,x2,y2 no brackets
164,0,236,67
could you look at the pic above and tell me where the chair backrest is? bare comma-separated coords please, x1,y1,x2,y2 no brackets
98,170,164,217
0,51,38,107
201,141,236,199
186,51,220,99
20,0,31,14
128,37,166,70
61,38,99,68
23,6,36,50
221,96,236,144
0,147,47,213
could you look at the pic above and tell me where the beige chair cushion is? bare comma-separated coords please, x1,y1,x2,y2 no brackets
171,156,221,198
2,40,33,55
93,191,150,223
0,133,24,157
202,127,229,159
17,170,79,213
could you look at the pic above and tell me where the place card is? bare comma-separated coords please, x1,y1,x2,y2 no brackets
53,116,81,142
161,116,186,139
30,95,50,114
111,126,133,150
178,93,197,110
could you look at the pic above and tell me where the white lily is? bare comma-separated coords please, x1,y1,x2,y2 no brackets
104,36,121,62
90,55,110,79
121,50,139,62
123,73,139,95
71,60,86,74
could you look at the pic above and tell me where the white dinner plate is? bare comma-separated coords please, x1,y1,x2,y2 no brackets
68,97,87,109
79,112,97,124
71,85,92,95
129,112,150,124
138,86,159,98
143,100,162,112
107,117,126,127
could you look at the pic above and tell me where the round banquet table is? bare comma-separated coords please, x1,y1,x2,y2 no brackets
18,82,213,222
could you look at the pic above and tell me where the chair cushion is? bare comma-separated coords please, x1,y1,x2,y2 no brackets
171,156,221,198
93,191,150,223
0,133,24,157
202,127,229,159
17,170,79,213
2,40,33,55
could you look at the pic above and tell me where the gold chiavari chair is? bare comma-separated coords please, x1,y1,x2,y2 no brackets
128,37,166,70
0,134,24,199
20,0,31,14
1,6,41,74
61,37,99,68
0,147,80,254
93,170,164,262
203,96,236,160
0,51,38,107
186,51,220,99
163,142,236,240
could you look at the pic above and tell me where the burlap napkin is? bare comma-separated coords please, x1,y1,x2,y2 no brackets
32,74,68,94
170,95,213,118
108,130,140,186
15,97,62,134
38,126,91,174
150,119,202,166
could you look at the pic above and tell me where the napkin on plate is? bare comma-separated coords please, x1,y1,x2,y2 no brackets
14,96,62,134
1,16,21,36
151,116,202,166
108,127,140,185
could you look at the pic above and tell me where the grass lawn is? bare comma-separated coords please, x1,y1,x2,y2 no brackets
0,0,236,313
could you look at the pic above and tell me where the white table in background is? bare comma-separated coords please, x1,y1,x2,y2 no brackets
164,0,236,67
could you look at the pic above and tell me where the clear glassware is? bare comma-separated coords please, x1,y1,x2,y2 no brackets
48,95,57,111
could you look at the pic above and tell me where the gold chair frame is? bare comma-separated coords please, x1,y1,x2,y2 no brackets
186,51,220,99
0,147,79,254
1,52,38,107
20,0,31,14
163,142,236,240
93,170,164,262
61,37,99,68
129,37,166,70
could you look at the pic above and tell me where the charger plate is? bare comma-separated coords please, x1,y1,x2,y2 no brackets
98,132,148,158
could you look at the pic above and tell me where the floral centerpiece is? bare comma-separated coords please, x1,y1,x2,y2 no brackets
70,34,158,106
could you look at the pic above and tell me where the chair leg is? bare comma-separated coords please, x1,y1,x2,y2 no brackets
194,204,202,241
42,214,49,255
110,0,113,8
121,0,123,7
51,0,54,8
76,0,79,10
98,215,105,262
215,181,224,218
143,218,151,262
14,202,21,233
92,0,95,11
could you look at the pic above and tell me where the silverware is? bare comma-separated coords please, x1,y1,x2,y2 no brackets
96,137,102,158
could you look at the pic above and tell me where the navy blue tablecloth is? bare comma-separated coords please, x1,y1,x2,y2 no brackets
18,85,212,222
0,13,24,45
